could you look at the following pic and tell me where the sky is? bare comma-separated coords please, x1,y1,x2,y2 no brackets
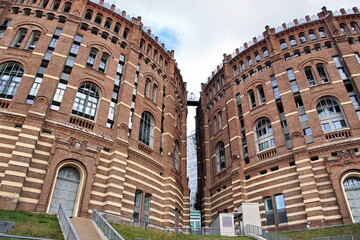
113,0,359,134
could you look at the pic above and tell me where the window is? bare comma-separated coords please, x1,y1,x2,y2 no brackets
319,27,327,38
299,114,308,121
144,78,151,98
232,65,238,76
139,111,155,146
216,142,226,172
240,61,245,72
218,111,222,129
317,97,347,132
248,90,256,109
325,41,333,49
86,47,98,68
94,13,102,25
316,63,329,83
0,62,24,99
305,67,316,86
264,194,287,226
12,28,27,48
284,53,291,61
247,57,252,67
62,2,72,14
304,46,311,54
84,9,93,21
289,36,297,47
254,52,261,62
52,0,60,10
350,22,360,34
98,52,109,73
146,44,152,56
333,56,349,80
299,33,307,44
72,82,100,120
255,118,275,152
174,141,179,170
133,190,143,220
257,85,266,104
213,116,217,133
340,23,350,35
123,27,130,40
308,29,318,41
114,22,121,34
355,52,360,64
303,127,312,135
25,30,40,51
262,48,269,58
279,39,288,51
0,19,12,39
143,194,151,222
104,17,112,29
40,0,48,8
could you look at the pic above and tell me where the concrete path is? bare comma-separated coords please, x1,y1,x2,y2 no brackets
71,217,107,240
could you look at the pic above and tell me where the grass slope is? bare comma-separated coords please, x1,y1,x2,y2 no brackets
279,223,360,240
0,210,63,239
111,224,253,240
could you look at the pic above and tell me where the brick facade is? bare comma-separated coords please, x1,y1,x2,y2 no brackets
0,0,189,227
196,7,360,230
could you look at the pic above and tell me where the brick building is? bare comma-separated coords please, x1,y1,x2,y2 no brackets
0,0,189,227
196,7,360,230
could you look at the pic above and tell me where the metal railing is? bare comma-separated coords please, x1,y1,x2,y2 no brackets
0,233,55,240
92,209,125,240
313,236,353,240
97,210,220,236
57,205,80,240
245,224,292,240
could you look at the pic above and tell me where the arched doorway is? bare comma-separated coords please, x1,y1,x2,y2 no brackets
48,166,81,216
343,177,360,223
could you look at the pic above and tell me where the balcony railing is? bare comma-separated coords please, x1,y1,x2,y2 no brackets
0,99,9,109
69,116,94,130
257,148,277,160
324,129,352,141
138,142,153,155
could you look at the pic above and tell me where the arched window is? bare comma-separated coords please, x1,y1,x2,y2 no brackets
94,13,103,25
98,52,109,73
289,36,297,47
159,56,163,67
350,22,360,34
72,82,100,120
246,56,252,67
298,32,307,44
316,63,329,83
257,85,266,104
40,0,48,8
248,89,256,109
304,66,316,86
139,111,155,146
51,0,60,11
240,61,245,72
146,44,152,56
86,47,98,68
254,117,275,152
340,23,350,35
218,111,222,129
104,17,112,29
262,48,269,58
144,78,151,98
174,140,179,170
114,22,121,34
28,0,37,6
254,52,261,62
0,62,24,99
123,27,130,40
153,49,158,62
84,9,93,21
25,30,41,51
213,116,217,133
152,84,157,103
12,28,27,48
140,38,145,51
308,29,318,41
216,141,226,172
319,27,327,38
279,39,288,51
317,97,347,132
232,65,238,76
62,2,71,14
343,176,360,223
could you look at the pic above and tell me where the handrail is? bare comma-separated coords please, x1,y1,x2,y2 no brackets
0,234,55,240
57,205,80,240
92,209,125,240
245,224,292,240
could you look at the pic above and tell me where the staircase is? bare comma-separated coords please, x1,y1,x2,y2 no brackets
71,217,106,240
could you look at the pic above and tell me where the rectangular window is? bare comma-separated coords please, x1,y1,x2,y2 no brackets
0,19,12,38
264,197,275,225
275,194,288,224
303,127,312,135
299,114,308,121
355,52,360,64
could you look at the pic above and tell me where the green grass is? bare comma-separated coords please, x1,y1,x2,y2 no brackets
0,210,63,239
279,223,360,240
111,224,253,240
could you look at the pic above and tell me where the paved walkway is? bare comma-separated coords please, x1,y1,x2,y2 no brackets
71,217,107,240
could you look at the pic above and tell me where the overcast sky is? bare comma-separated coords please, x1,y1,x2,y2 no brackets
113,0,358,134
